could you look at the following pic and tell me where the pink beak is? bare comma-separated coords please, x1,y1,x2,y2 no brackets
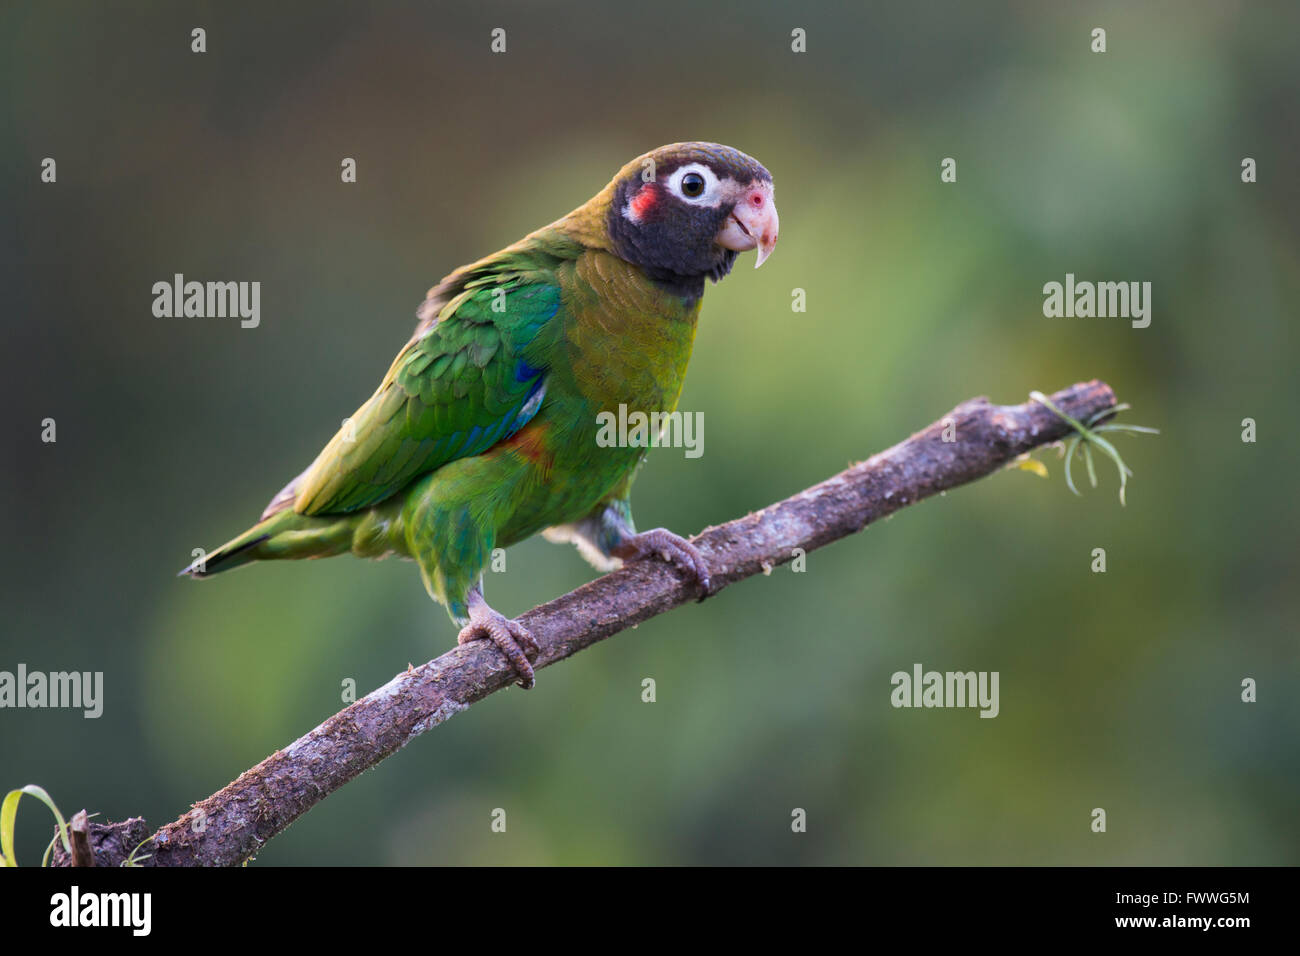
717,180,779,267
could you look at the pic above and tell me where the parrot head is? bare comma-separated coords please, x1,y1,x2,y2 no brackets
602,142,778,288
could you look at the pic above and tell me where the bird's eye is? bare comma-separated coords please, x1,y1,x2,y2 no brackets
681,172,706,198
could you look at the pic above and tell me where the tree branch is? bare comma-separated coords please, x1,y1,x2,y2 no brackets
55,380,1116,866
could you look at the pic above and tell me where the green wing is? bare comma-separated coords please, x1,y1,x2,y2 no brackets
288,278,562,516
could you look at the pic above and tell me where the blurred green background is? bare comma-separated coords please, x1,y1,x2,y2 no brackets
2,0,1296,865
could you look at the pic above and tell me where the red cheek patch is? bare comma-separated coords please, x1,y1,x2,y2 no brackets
629,183,659,220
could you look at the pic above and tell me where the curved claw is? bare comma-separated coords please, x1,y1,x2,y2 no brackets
458,602,539,689
615,527,713,597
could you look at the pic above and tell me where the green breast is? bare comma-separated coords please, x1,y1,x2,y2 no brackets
558,249,701,414
494,250,702,545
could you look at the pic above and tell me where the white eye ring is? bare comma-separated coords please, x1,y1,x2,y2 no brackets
667,163,722,206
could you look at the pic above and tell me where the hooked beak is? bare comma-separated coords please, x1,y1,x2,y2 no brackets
716,180,779,268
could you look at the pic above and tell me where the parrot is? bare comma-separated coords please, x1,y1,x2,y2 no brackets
181,142,779,688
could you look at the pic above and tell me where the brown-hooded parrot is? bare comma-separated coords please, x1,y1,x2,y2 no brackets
182,142,779,687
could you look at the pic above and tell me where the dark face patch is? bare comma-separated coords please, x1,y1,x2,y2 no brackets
606,143,772,299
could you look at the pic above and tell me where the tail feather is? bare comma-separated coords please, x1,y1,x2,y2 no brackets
261,465,311,521
179,525,275,578
180,508,354,579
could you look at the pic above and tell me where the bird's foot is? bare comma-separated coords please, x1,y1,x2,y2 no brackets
458,595,540,689
614,527,713,598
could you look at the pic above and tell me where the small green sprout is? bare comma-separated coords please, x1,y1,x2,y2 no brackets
1030,391,1159,505
122,835,154,867
1,784,72,868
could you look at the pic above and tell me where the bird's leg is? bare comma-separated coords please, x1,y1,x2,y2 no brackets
612,527,713,597
546,498,713,597
457,585,540,689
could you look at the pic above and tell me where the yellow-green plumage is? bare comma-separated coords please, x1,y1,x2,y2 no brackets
184,142,777,679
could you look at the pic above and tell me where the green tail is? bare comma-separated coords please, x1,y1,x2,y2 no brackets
179,508,358,578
